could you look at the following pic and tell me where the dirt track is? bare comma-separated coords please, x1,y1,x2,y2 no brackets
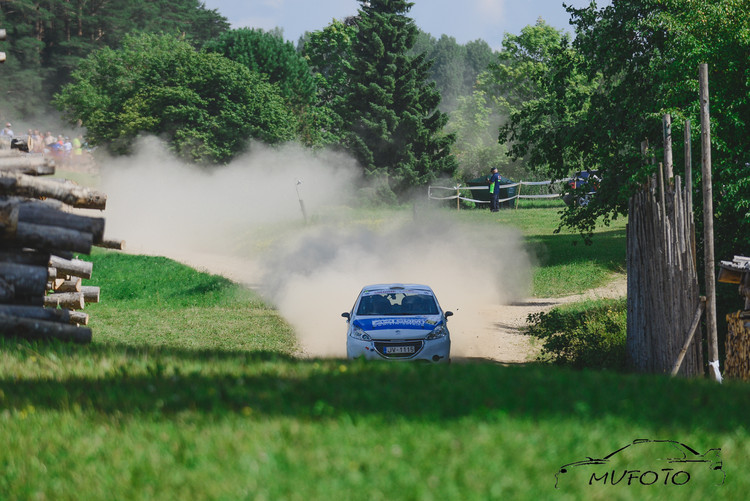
154,246,627,364
452,274,628,364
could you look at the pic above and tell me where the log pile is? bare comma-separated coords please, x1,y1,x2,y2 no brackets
719,256,750,380
0,153,120,343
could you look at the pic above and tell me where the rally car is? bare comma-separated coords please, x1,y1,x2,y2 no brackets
341,284,452,363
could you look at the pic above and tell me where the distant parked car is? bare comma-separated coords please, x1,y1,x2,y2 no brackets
563,169,600,207
342,283,452,363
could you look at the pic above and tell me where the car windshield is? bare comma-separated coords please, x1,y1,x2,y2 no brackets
356,291,439,316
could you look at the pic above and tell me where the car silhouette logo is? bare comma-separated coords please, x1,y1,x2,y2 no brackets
555,439,724,488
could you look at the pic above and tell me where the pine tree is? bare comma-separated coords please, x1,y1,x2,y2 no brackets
339,0,456,199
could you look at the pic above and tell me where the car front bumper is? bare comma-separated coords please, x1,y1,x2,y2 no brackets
347,336,450,363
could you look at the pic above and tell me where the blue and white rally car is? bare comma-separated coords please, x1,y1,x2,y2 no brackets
341,284,452,363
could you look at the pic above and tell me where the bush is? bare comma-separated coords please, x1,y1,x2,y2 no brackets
525,298,627,370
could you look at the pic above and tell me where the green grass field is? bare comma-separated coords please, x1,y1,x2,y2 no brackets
1,206,746,500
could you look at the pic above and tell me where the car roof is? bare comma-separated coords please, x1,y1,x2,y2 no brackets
359,283,434,294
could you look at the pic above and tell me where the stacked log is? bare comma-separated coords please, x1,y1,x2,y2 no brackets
0,155,120,343
719,256,750,380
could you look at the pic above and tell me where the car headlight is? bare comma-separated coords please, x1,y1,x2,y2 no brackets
349,325,372,341
426,324,448,340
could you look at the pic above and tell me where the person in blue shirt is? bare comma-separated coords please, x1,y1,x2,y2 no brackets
488,167,501,212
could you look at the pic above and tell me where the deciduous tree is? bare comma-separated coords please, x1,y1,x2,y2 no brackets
0,0,228,118
54,34,296,163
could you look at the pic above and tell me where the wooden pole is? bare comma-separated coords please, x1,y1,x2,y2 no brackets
663,114,673,180
671,298,706,376
684,120,693,212
699,63,720,381
515,183,522,210
685,120,697,269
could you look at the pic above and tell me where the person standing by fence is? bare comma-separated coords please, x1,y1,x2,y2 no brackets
488,167,501,212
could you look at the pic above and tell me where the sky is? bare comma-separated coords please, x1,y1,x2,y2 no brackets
200,0,612,48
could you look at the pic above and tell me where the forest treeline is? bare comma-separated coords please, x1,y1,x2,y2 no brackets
1,0,749,273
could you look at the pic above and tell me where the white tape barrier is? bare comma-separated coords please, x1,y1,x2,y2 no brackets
428,179,573,204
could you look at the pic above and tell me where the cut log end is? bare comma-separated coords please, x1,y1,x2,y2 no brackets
98,238,125,250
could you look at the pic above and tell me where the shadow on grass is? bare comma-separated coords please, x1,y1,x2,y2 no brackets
1,340,749,432
526,229,626,272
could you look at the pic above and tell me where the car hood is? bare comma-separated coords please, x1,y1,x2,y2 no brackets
353,316,444,340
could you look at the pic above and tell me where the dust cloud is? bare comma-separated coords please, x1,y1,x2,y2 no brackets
100,137,532,359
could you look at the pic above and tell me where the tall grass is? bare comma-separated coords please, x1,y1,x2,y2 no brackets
0,208,746,500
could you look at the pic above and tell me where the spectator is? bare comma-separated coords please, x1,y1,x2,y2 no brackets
44,132,56,151
32,130,43,153
1,123,14,137
72,136,83,161
488,167,501,212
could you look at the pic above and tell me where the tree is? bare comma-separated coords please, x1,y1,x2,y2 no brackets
300,19,358,146
338,0,456,199
204,28,326,145
302,19,356,109
0,0,228,119
54,34,297,163
204,28,316,111
482,20,570,118
412,31,495,113
499,0,750,327
546,0,750,255
445,89,514,181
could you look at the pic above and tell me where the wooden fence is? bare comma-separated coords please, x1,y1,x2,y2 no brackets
626,169,703,376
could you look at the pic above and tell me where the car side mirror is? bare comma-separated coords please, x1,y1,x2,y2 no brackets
341,312,350,320
445,311,453,318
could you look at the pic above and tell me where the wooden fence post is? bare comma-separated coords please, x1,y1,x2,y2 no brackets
700,62,720,381
663,114,673,180
685,120,696,269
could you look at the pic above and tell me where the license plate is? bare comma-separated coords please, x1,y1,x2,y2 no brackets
386,345,415,354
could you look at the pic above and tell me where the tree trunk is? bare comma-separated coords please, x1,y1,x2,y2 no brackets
44,292,85,310
56,277,82,292
0,313,91,343
17,201,105,243
0,155,55,175
81,286,100,303
0,249,50,267
69,311,89,326
15,221,93,254
0,304,71,323
0,262,49,297
49,256,93,279
97,238,125,250
0,171,106,209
